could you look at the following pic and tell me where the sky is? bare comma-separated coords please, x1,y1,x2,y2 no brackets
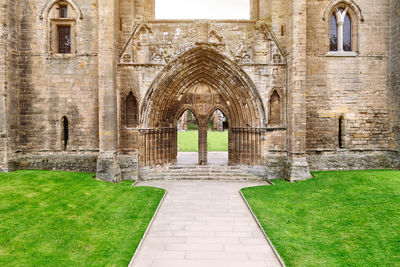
155,0,250,20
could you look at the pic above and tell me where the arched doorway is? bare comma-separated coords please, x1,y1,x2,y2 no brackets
139,46,266,167
177,109,199,165
207,109,229,165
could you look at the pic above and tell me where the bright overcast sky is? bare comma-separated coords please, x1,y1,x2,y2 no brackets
155,0,250,19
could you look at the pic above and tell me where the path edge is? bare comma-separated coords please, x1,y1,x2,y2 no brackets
128,189,168,267
239,190,286,267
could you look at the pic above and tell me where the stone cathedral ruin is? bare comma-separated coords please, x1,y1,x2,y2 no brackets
0,0,399,181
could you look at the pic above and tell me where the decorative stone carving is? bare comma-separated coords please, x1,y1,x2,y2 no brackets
273,54,282,64
122,53,132,63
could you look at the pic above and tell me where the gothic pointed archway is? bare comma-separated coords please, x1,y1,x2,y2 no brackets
139,45,266,167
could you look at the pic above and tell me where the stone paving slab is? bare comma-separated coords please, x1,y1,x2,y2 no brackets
129,181,282,267
177,152,228,165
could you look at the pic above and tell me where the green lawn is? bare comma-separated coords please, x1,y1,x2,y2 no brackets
0,170,165,267
178,130,228,152
242,170,400,267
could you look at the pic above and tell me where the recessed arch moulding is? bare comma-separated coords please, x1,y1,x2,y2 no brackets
118,21,288,175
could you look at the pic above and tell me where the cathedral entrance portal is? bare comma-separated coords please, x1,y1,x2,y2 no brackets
139,46,266,167
176,109,229,166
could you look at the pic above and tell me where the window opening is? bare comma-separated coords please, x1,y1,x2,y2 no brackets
338,116,345,148
62,116,69,151
330,14,338,51
59,5,68,18
58,26,71,53
343,14,352,51
330,6,352,52
126,92,138,127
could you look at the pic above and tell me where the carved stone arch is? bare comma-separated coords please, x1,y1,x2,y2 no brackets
140,45,266,128
268,89,284,126
322,0,364,22
40,0,83,20
207,106,230,123
323,0,362,53
121,88,140,99
174,106,200,125
139,45,266,166
125,92,139,128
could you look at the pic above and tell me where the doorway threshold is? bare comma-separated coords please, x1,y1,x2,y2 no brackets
177,152,228,166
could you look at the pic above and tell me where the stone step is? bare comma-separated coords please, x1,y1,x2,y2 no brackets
141,171,260,176
141,175,264,181
141,170,267,177
141,171,265,176
140,165,268,181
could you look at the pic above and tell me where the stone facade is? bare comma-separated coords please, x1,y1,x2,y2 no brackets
0,0,398,181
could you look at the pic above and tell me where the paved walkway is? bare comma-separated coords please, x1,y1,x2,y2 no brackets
130,181,282,267
177,152,228,166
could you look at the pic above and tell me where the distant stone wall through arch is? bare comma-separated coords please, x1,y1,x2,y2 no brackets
139,46,266,166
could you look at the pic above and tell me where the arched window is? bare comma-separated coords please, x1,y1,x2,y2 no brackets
126,92,138,127
41,0,82,55
62,116,69,151
338,116,345,148
269,91,281,126
330,14,338,51
330,7,352,52
343,13,352,51
325,0,363,53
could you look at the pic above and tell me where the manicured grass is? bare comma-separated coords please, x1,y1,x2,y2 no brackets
241,170,400,267
178,130,228,152
0,170,165,267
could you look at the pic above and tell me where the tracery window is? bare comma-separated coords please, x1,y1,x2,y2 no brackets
330,7,352,52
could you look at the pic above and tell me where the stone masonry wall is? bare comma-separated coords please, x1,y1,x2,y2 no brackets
0,0,19,171
117,20,288,166
306,0,396,170
2,0,398,178
390,0,400,167
0,1,8,171
17,0,99,154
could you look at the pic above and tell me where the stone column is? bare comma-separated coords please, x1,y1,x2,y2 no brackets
134,0,155,19
198,116,208,165
250,0,259,20
96,0,120,181
286,0,312,181
259,0,271,20
0,1,8,171
335,7,348,53
145,0,155,19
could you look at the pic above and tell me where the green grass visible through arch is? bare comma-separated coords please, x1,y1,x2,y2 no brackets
178,130,228,152
0,170,165,266
242,170,400,267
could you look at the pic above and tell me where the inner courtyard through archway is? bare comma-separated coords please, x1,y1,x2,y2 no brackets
177,110,229,166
